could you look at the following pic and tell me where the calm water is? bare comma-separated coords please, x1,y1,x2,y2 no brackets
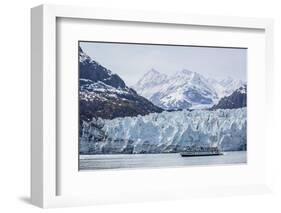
79,151,246,170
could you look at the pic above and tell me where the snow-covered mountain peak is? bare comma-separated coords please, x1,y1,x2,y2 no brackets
212,84,247,109
175,69,194,76
79,47,91,63
133,69,246,110
139,68,167,83
173,69,206,84
238,84,246,94
219,76,233,84
133,69,167,91
133,68,218,110
145,68,160,76
217,77,245,97
79,46,113,76
219,76,243,87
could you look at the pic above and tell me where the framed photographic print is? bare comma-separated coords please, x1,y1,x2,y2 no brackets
78,41,247,170
31,4,274,208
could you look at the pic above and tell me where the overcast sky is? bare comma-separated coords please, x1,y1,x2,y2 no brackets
80,41,247,86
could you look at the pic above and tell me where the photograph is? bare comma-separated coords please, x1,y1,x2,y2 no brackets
78,41,247,170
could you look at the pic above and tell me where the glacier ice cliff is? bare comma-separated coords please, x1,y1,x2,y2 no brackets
80,108,246,154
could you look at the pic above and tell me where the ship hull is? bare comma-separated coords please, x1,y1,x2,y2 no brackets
180,152,223,157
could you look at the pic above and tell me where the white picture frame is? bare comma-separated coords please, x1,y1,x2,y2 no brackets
31,4,274,208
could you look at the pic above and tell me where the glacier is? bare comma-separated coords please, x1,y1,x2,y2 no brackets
80,108,247,154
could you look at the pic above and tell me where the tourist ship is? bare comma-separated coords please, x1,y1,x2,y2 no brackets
180,146,223,157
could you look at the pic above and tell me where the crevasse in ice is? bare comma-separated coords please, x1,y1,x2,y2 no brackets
80,108,246,154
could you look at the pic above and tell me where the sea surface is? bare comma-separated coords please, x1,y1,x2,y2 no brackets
79,151,246,170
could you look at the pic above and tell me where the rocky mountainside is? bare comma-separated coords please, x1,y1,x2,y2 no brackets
133,69,246,110
79,47,163,129
211,85,247,109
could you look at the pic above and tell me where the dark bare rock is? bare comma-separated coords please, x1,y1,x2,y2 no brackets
79,46,163,134
211,85,247,109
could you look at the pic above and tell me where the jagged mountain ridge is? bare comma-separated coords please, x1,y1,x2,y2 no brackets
79,47,163,127
133,69,246,110
79,46,126,89
211,85,247,109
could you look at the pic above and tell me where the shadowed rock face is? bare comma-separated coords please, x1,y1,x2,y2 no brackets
79,47,163,135
211,85,247,110
80,47,126,89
